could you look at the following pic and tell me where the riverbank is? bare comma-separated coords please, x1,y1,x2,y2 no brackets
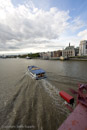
39,57,87,61
69,56,87,61
40,55,87,61
69,58,87,61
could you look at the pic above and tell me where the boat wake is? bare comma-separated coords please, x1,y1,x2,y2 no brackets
41,80,60,102
0,72,69,130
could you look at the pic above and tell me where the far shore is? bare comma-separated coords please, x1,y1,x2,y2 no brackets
1,55,87,61
39,56,87,61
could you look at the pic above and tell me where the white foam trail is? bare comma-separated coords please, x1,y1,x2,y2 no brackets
25,71,32,78
41,79,69,114
25,70,29,75
42,79,60,102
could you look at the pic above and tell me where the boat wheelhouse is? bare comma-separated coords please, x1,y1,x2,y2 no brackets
28,66,46,80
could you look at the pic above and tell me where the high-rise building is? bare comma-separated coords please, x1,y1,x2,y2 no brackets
79,40,87,56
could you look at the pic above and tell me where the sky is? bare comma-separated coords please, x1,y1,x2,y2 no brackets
0,0,87,54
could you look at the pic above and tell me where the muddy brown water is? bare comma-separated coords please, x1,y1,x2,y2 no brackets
0,59,87,130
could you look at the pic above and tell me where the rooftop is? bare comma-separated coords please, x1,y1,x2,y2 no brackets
65,46,74,50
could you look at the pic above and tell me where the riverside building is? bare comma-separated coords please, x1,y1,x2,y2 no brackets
79,40,87,56
62,43,75,57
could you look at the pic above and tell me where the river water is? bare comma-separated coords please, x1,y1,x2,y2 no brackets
0,59,87,130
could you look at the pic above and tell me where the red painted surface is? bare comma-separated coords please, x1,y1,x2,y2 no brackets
58,84,87,130
58,104,87,130
59,91,74,104
77,84,87,107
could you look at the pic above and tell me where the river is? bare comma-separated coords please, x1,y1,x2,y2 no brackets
0,59,87,130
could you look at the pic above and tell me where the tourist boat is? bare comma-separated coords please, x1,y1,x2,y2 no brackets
28,66,46,80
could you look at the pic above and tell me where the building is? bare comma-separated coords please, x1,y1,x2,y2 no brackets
52,50,62,57
79,40,87,56
40,52,52,59
62,43,75,57
39,50,62,59
75,47,79,56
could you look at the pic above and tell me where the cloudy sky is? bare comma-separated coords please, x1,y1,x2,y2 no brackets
0,0,87,54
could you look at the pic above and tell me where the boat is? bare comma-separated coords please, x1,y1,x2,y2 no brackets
60,56,69,60
28,66,46,80
26,56,32,59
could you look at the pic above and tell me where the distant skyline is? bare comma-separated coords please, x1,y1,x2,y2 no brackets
0,0,87,54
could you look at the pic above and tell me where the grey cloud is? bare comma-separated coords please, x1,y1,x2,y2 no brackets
8,46,19,49
0,0,70,52
0,24,15,43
